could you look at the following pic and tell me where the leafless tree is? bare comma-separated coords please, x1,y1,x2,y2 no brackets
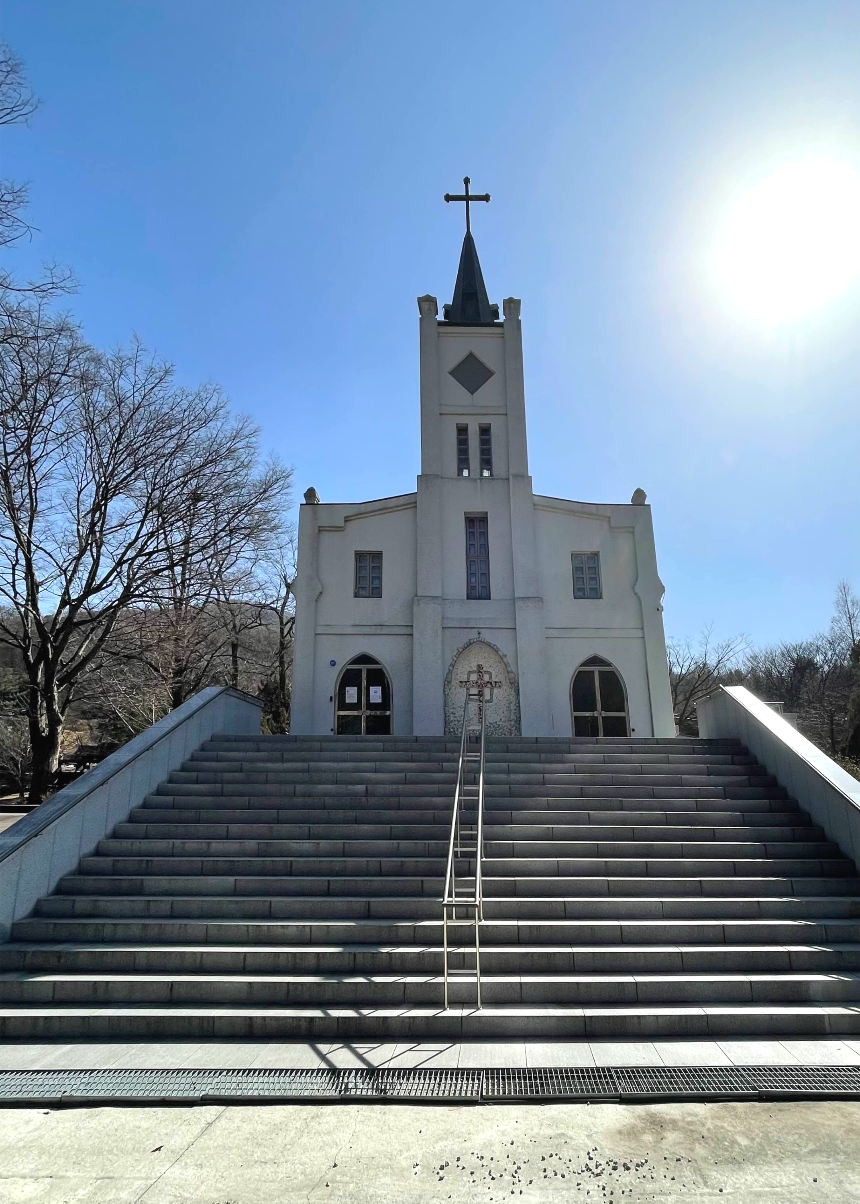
0,715,31,803
257,538,297,732
0,46,37,128
0,44,38,251
79,652,170,739
0,299,289,801
0,655,29,801
113,431,292,710
0,43,74,296
744,581,860,757
830,578,860,652
847,642,860,763
667,626,749,732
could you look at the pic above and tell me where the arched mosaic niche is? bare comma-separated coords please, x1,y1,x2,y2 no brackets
443,639,521,737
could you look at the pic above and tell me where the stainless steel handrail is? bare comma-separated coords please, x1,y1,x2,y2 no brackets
442,686,487,1010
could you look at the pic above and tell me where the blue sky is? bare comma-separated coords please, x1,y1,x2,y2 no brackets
4,0,859,648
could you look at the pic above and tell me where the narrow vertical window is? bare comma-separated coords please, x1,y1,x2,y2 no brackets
572,552,601,599
354,552,383,598
479,425,493,477
456,425,470,476
465,515,491,600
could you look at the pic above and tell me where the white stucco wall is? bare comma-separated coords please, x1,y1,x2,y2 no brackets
315,499,417,629
291,495,417,735
535,504,642,630
529,497,670,736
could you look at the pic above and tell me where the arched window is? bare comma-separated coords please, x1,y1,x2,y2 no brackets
335,654,392,735
570,655,629,737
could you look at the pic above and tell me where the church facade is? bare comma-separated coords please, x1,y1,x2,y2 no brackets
291,195,674,739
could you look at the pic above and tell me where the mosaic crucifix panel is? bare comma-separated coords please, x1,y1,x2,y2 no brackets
444,641,521,737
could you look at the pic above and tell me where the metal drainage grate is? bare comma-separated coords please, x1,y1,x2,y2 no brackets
483,1067,618,1100
2,1065,860,1106
339,1068,482,1100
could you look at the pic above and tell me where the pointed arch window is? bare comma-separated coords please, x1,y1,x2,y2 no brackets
571,656,629,737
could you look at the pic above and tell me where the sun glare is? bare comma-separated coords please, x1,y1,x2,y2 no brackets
712,159,860,324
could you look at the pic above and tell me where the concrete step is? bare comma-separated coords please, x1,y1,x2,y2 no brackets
56,873,444,897
183,757,767,779
97,837,453,857
139,795,801,814
73,854,855,879
483,857,856,878
204,736,743,750
78,855,448,876
114,821,820,842
125,813,804,833
197,746,758,763
52,874,860,901
484,876,860,898
13,915,860,947
167,768,775,789
3,1001,860,1041
36,895,445,919
6,730,856,1043
3,970,860,1008
33,893,860,922
4,940,860,976
94,837,838,860
154,782,790,801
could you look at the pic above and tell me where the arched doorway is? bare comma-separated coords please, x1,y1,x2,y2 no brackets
570,655,629,737
444,640,520,737
334,654,392,735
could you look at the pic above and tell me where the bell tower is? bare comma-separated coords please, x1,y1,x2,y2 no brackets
412,179,549,735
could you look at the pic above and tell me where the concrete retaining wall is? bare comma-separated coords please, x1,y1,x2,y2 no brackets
0,687,262,941
698,685,860,868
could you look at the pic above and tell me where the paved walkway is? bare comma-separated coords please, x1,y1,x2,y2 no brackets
1,1098,858,1202
2,1037,860,1070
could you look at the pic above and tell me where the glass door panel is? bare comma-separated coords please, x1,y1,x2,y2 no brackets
335,662,392,735
571,666,629,737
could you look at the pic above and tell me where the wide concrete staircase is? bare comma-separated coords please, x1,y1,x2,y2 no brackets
2,733,860,1040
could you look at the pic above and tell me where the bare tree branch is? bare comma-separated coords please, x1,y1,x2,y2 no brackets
0,301,292,800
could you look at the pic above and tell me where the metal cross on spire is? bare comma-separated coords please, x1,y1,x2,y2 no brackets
444,176,490,236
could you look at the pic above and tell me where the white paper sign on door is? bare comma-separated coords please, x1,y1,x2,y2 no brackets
369,686,382,704
344,686,358,704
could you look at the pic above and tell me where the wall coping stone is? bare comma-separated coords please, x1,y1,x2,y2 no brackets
702,685,860,814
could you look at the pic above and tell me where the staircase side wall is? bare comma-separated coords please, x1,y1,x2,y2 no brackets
698,685,860,868
0,687,262,941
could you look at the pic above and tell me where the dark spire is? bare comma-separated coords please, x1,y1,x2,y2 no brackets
443,232,499,324
442,176,499,324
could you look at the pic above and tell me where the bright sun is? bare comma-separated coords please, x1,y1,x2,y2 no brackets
712,159,860,323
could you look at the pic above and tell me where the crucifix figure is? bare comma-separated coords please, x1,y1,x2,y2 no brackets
444,176,490,236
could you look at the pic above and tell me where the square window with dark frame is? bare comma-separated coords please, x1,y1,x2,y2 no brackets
354,552,383,598
572,552,601,599
479,424,493,477
456,424,470,476
465,515,491,600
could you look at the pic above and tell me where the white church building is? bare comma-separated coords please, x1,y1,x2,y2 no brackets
291,182,674,739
